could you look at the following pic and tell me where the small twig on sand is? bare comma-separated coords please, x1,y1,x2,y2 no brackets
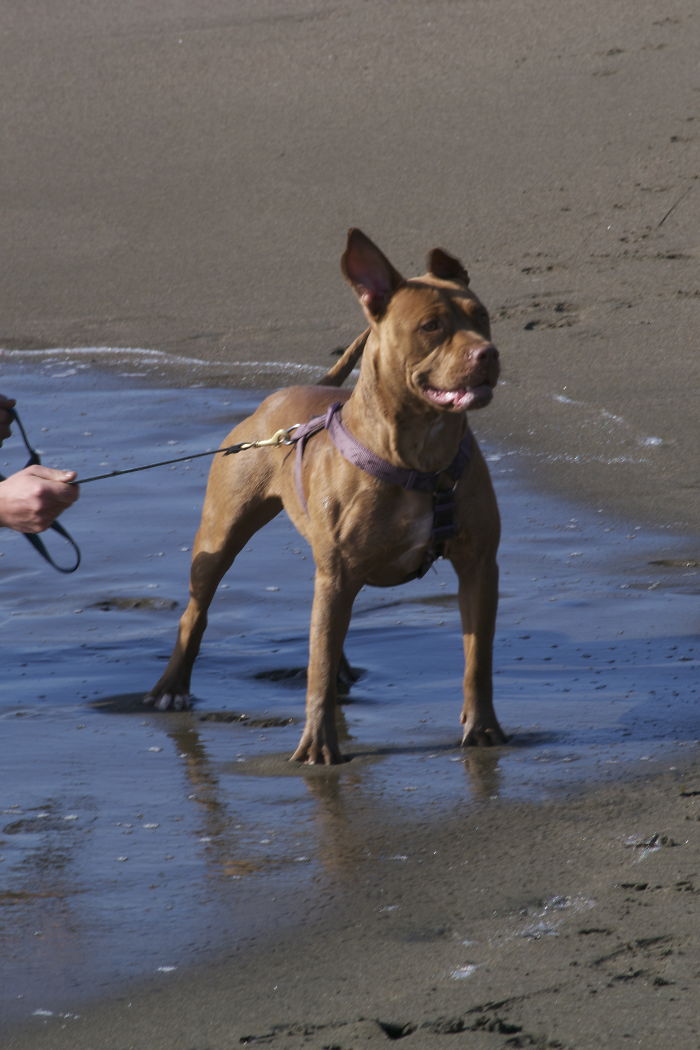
657,183,694,228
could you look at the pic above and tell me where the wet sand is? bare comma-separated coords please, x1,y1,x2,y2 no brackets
7,766,700,1050
1,0,700,1047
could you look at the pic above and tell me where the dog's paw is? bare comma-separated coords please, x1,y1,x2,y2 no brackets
289,734,346,765
289,745,347,766
143,690,193,712
461,717,508,748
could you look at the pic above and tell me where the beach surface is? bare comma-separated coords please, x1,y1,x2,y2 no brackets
1,1,699,1047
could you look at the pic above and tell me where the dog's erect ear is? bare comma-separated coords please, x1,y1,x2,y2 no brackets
341,229,405,320
428,248,470,286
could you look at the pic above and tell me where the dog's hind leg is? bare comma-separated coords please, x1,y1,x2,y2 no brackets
145,454,282,711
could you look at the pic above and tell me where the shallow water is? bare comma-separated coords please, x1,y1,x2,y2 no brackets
0,351,698,1022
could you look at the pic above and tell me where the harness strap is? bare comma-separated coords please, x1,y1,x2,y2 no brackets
291,409,332,514
290,401,472,578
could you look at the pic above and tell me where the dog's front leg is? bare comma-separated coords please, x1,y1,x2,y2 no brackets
290,569,359,765
453,553,507,746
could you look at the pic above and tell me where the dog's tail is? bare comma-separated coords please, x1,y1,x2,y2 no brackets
316,328,369,387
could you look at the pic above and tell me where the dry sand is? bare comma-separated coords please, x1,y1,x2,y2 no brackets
1,1,699,1047
2,0,699,531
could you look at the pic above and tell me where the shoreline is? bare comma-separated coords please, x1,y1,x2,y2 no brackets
3,342,700,542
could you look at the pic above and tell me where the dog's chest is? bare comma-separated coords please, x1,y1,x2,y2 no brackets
340,489,434,587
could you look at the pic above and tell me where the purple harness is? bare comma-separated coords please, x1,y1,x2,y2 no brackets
290,401,472,580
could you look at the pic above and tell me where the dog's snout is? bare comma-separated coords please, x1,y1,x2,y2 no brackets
470,342,498,365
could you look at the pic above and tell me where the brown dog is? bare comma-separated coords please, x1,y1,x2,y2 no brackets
145,230,505,763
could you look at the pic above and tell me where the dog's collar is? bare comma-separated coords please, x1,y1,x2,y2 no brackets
290,401,472,578
326,401,472,493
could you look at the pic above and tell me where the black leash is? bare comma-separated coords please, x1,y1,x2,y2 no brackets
73,424,297,484
2,411,295,573
75,439,264,485
1,409,81,574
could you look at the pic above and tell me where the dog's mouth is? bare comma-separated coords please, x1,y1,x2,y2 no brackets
420,383,493,412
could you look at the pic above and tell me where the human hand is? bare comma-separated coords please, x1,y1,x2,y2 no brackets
0,394,16,445
0,466,80,533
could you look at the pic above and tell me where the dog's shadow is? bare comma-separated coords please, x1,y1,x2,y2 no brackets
252,655,363,696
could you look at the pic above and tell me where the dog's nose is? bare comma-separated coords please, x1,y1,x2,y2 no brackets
470,342,499,365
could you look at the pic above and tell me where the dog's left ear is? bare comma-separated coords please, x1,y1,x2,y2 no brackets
341,229,405,321
428,248,470,286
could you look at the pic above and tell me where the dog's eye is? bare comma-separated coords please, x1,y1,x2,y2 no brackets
420,318,442,333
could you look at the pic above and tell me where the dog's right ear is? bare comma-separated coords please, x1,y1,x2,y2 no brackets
341,229,405,321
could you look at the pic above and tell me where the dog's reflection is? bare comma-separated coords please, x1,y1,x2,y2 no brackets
93,690,506,886
151,707,505,884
